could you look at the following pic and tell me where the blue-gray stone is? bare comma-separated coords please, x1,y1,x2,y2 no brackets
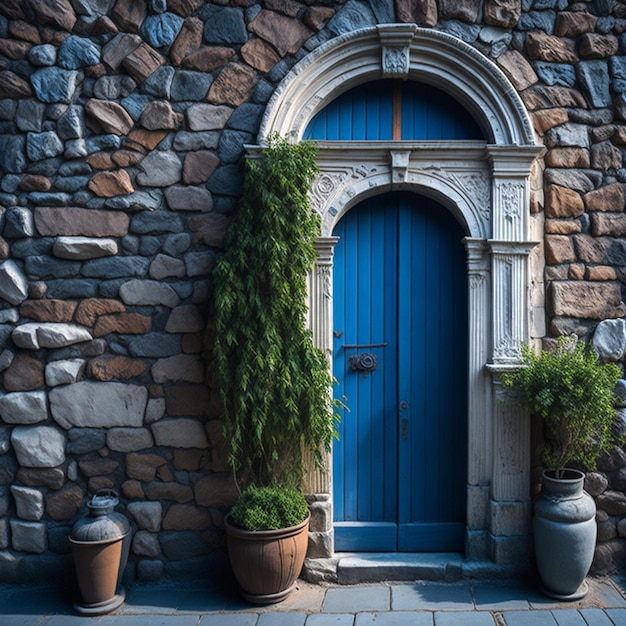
58,35,101,69
28,44,57,67
141,13,184,48
131,211,184,235
58,161,91,177
202,6,247,45
85,134,121,153
0,135,26,174
0,100,17,121
94,75,136,100
577,60,611,108
81,256,150,278
610,57,626,81
218,129,254,164
67,428,107,454
105,190,162,211
30,68,79,104
207,164,244,196
72,0,116,16
139,236,163,256
367,0,394,23
26,131,64,161
227,103,264,134
246,5,262,21
1,175,20,193
24,256,81,279
518,10,556,32
0,193,16,206
0,121,15,133
98,279,126,298
0,15,7,38
192,280,210,304
121,235,140,254
16,100,45,132
172,130,219,151
46,279,98,299
11,239,54,258
159,531,209,560
251,79,274,105
533,0,555,8
534,62,575,87
440,20,481,42
128,333,182,358
45,104,68,121
28,192,72,207
615,80,626,95
151,0,167,12
4,208,34,239
170,70,212,101
141,66,174,99
163,233,191,256
268,58,297,84
57,105,85,140
169,280,193,300
28,157,62,176
0,325,14,346
54,175,91,193
327,0,377,36
120,93,151,121
597,16,615,34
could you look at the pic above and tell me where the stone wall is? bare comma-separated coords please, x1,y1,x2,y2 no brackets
1,0,626,584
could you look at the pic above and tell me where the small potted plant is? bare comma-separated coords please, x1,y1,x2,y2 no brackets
211,135,339,604
501,335,621,600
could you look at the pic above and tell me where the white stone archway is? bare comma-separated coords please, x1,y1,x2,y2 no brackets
254,24,544,568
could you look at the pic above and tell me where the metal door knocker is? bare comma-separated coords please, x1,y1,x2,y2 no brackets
349,353,378,372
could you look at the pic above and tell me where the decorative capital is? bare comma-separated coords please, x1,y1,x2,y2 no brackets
377,24,417,79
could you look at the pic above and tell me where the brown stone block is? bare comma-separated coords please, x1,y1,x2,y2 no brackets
46,484,84,522
303,6,336,31
92,16,119,36
16,467,65,490
591,142,622,170
0,0,28,19
555,11,597,37
85,64,107,79
611,126,626,145
126,452,168,482
112,150,144,167
163,503,211,531
194,473,238,508
30,0,77,31
395,0,437,26
545,185,584,218
579,33,618,59
35,207,130,237
4,352,45,391
484,0,520,28
549,281,626,319
21,299,77,322
183,150,220,185
93,312,151,337
590,213,626,237
89,476,115,493
19,174,52,192
0,39,31,60
545,234,576,265
526,31,578,63
587,266,617,281
165,384,210,417
79,458,120,478
249,10,313,56
165,305,204,333
102,33,142,71
545,219,582,235
75,298,126,327
170,16,203,66
88,355,147,381
122,479,145,499
156,464,174,482
584,183,625,212
125,129,168,151
168,0,204,17
206,62,258,107
111,0,147,33
173,449,210,472
240,38,281,73
139,101,184,131
545,148,589,169
86,99,134,136
439,0,480,22
123,42,165,84
88,170,135,197
9,20,41,44
143,482,194,503
181,46,235,73
568,263,585,280
86,152,115,170
532,109,568,134
0,69,33,98
521,85,586,110
496,50,538,91
188,213,230,248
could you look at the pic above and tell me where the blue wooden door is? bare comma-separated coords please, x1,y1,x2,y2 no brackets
332,192,468,552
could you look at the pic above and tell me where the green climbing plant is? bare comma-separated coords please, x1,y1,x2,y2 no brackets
212,134,339,493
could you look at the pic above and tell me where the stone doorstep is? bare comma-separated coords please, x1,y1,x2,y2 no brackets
305,553,518,585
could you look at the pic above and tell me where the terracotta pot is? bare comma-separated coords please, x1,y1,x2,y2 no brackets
225,513,310,604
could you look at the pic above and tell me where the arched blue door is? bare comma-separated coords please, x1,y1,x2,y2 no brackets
332,192,468,551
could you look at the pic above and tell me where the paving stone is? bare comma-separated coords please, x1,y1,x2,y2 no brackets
323,585,390,613
391,583,474,611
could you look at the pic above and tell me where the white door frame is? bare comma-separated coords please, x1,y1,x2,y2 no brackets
253,24,544,565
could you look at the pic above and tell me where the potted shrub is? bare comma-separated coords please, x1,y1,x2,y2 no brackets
501,335,621,600
211,135,339,604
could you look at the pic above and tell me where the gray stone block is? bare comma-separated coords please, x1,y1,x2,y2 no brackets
10,519,47,553
10,486,44,521
10,426,66,469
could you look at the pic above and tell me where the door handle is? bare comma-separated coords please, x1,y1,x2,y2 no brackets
402,418,408,441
